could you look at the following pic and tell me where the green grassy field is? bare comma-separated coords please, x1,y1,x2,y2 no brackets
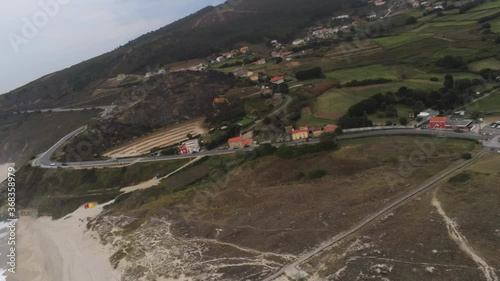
431,47,481,59
432,8,500,22
373,34,430,49
466,90,500,112
431,21,476,27
492,18,500,32
468,58,500,72
325,64,398,84
470,0,500,12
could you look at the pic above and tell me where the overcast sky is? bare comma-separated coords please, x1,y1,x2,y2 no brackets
0,0,225,94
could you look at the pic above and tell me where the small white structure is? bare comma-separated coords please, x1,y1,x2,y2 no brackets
179,139,200,154
292,39,305,46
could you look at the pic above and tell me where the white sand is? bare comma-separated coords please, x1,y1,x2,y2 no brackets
11,201,120,281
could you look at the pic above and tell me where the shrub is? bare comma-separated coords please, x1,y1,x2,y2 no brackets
461,152,472,160
306,169,327,180
429,77,439,82
296,67,324,80
448,172,471,184
405,16,417,25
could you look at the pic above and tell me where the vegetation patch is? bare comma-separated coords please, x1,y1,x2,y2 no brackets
448,172,472,184
373,34,429,49
325,64,398,84
468,57,500,72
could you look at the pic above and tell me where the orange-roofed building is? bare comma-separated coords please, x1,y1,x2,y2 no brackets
213,97,228,105
292,127,309,141
324,124,338,133
270,76,284,84
228,136,253,149
240,46,250,53
429,116,447,129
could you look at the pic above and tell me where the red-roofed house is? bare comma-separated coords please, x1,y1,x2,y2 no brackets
324,124,338,133
240,46,250,53
429,117,447,129
292,126,309,141
228,136,254,149
270,76,284,84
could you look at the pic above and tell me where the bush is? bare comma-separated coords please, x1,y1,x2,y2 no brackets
429,77,439,82
461,152,472,160
448,172,471,184
296,67,324,80
405,16,417,25
305,169,327,180
344,78,392,87
399,117,408,125
436,56,466,69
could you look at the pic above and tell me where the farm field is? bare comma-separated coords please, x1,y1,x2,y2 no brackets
298,80,443,126
432,8,500,22
470,0,500,11
325,64,398,84
104,118,207,158
492,18,500,32
468,57,500,72
373,34,429,49
466,89,500,112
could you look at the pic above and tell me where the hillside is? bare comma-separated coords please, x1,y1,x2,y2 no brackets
0,0,365,112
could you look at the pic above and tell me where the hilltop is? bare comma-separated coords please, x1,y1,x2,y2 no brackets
0,0,365,111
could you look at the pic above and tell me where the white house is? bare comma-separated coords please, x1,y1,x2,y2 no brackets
179,139,200,154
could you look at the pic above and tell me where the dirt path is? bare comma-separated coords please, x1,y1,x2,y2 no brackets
432,194,498,281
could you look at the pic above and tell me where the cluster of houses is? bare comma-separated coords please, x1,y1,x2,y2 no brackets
213,46,250,63
285,124,338,141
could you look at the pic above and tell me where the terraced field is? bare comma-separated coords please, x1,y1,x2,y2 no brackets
104,118,207,158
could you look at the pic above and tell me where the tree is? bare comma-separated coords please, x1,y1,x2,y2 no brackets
399,117,408,125
263,117,271,125
405,16,417,25
384,105,398,118
385,120,393,126
444,74,455,89
186,133,193,139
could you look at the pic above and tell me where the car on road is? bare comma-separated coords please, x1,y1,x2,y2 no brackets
62,163,68,166
50,163,56,166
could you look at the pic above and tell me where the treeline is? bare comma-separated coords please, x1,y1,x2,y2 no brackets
296,67,324,80
458,0,485,14
435,56,467,69
344,78,392,87
338,74,482,129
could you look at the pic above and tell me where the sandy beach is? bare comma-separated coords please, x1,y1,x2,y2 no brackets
10,201,120,281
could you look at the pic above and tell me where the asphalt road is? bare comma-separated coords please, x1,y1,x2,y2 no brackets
34,127,492,169
17,105,115,118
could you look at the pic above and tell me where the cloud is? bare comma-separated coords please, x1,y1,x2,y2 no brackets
0,0,225,94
